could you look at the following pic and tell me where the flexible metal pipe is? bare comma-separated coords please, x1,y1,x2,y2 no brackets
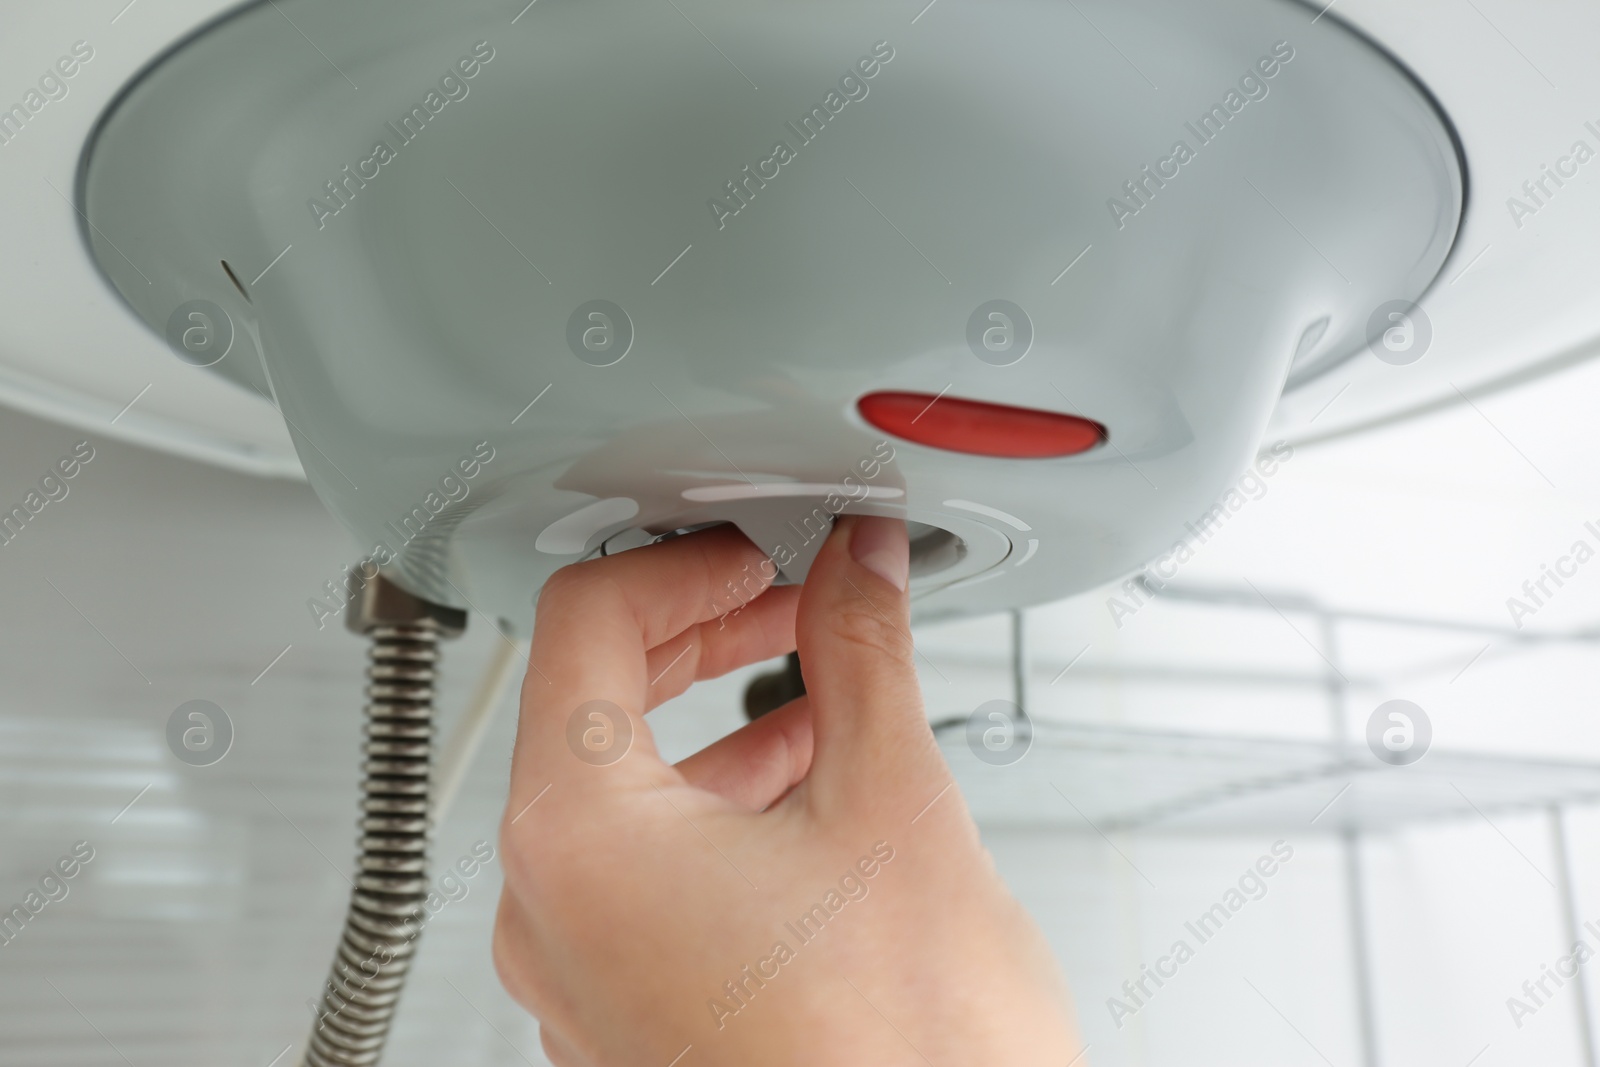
304,612,452,1066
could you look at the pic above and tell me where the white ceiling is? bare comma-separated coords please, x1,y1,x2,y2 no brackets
0,1,300,477
1271,0,1600,444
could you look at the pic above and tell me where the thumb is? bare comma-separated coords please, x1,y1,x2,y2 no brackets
794,515,942,812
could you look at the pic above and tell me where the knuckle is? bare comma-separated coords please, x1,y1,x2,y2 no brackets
500,819,580,896
496,825,538,887
534,564,593,616
538,1029,563,1066
490,908,545,1013
827,602,915,663
500,808,605,902
540,1026,583,1067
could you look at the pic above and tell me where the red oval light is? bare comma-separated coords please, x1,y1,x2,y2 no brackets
857,391,1106,459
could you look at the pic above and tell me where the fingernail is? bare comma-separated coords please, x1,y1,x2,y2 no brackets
850,516,909,592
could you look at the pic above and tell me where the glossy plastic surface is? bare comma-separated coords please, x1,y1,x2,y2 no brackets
79,0,1461,629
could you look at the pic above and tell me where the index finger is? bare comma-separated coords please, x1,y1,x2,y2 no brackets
511,524,779,787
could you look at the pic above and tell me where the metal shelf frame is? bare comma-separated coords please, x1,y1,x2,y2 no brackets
944,583,1600,1067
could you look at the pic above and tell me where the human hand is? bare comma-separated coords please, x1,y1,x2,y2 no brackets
493,516,1080,1065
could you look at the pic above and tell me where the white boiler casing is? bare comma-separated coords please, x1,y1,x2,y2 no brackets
79,0,1462,629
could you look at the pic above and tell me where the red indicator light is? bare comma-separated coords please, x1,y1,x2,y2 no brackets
857,391,1106,458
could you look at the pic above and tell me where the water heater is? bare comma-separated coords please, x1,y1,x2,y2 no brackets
77,0,1461,631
